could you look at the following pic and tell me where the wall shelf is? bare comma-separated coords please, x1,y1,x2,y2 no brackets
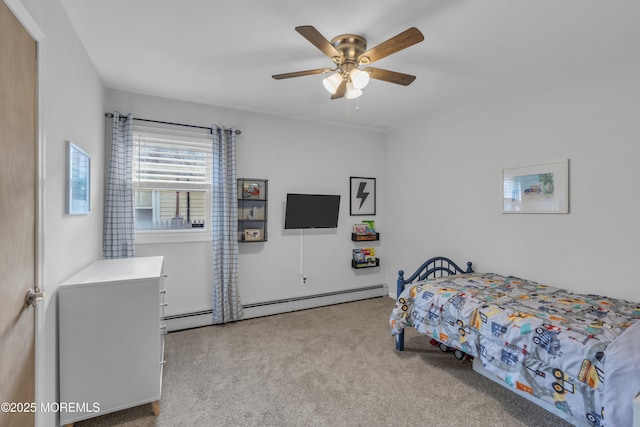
352,258,380,269
351,222,379,269
351,232,380,241
238,178,267,242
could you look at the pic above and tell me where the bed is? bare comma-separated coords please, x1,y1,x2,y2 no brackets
389,256,640,427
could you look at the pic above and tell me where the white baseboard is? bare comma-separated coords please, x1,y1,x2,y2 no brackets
164,311,213,332
164,284,388,332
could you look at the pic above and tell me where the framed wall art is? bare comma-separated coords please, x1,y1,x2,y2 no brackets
502,159,569,214
66,141,91,215
238,179,266,200
244,228,263,241
350,177,376,216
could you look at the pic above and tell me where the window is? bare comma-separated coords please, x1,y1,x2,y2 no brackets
132,124,212,238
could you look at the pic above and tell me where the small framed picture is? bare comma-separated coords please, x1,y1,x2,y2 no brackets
350,177,376,216
244,228,263,241
66,141,91,215
502,159,569,214
239,180,266,200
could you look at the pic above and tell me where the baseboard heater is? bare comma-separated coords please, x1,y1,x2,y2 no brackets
163,284,388,332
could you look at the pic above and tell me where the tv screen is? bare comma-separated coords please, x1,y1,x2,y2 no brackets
284,193,341,229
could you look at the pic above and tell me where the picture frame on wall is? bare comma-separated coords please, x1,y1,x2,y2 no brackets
66,141,91,215
350,177,376,216
502,159,569,214
244,228,263,241
239,180,266,200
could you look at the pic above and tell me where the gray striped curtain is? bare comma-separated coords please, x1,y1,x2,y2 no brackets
211,126,242,323
103,112,135,259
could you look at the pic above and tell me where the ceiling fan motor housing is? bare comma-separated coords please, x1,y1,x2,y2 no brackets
330,34,369,72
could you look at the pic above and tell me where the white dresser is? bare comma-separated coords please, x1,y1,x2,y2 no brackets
58,256,166,426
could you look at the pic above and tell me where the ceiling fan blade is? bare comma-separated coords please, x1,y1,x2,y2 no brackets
295,26,343,62
331,80,346,99
363,67,416,86
358,27,424,64
272,68,334,80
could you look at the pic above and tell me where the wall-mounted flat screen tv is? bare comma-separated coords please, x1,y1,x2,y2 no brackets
284,193,341,229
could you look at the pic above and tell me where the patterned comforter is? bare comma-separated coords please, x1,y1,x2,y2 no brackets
389,273,640,426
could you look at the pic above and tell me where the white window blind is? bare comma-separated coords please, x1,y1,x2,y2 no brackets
133,125,212,190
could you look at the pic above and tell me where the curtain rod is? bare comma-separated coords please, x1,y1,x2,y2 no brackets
104,113,241,135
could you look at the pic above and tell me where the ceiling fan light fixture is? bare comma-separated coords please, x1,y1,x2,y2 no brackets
349,68,370,89
274,26,424,100
322,72,343,94
345,82,363,99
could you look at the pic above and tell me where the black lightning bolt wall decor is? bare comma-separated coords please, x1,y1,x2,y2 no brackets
350,177,376,216
357,182,369,209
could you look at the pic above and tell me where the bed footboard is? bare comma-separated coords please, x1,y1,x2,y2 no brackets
395,256,473,351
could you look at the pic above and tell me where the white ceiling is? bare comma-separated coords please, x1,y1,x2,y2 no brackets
59,0,639,131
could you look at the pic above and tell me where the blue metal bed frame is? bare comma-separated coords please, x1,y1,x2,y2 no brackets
395,256,473,351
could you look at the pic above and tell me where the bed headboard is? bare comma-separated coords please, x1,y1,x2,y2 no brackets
396,256,473,298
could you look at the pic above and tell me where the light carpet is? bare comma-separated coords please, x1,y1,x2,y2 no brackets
75,296,573,427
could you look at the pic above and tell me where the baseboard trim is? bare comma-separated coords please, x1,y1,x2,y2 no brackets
164,284,388,332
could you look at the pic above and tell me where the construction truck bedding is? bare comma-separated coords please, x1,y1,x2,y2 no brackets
390,272,640,427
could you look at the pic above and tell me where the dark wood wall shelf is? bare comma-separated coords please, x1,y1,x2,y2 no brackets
351,233,380,242
351,258,380,269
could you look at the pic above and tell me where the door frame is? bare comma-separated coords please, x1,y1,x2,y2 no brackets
3,1,46,426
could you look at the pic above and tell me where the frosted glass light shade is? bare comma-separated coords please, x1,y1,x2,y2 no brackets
345,82,363,99
349,68,370,89
322,72,343,94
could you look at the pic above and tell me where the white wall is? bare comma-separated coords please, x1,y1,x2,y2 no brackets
106,90,388,319
13,0,106,425
386,43,640,302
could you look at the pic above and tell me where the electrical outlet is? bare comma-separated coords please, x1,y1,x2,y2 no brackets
301,275,308,286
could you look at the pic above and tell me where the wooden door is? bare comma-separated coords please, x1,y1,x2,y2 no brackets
0,1,38,426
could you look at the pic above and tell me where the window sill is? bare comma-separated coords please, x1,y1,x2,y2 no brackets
135,230,211,245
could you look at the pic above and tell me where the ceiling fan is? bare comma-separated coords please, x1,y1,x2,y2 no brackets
272,26,425,100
